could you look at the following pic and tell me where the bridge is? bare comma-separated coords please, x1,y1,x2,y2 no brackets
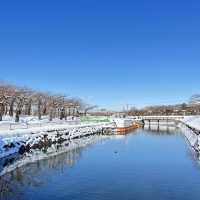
132,116,184,125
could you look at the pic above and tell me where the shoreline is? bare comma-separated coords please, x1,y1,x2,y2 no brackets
0,121,114,160
1,115,200,170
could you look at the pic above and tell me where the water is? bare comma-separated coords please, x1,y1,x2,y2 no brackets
1,125,200,200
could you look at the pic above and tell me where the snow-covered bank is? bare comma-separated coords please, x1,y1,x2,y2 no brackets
179,123,200,150
0,121,113,160
0,135,110,176
181,116,200,132
179,116,200,151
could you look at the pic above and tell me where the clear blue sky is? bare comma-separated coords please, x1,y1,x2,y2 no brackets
0,0,200,110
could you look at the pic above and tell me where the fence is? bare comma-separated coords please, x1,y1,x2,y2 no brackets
0,120,81,131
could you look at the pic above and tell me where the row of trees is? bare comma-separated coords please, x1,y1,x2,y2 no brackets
0,82,85,122
127,95,200,116
128,104,188,116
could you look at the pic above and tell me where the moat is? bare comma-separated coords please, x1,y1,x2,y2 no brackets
1,125,200,200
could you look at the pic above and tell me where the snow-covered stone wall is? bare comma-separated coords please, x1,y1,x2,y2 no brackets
0,135,109,176
0,123,112,160
179,116,200,152
181,116,200,132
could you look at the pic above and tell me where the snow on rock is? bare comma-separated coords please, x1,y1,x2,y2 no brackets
0,135,28,159
179,124,198,148
0,122,112,159
181,116,200,131
0,135,109,176
179,116,200,151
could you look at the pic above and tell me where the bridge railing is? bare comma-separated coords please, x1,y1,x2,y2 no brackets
132,116,185,120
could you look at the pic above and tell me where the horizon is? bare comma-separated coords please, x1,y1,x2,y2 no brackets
0,79,192,112
1,0,200,110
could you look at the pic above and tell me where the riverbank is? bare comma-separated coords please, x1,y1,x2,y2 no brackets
1,115,200,162
181,116,200,133
2,127,200,200
0,116,144,160
0,117,114,160
0,135,111,176
179,116,200,152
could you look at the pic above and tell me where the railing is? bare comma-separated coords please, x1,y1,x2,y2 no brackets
0,119,113,131
133,116,185,120
0,120,82,131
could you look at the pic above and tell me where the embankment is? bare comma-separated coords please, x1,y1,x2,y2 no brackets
180,116,200,152
0,122,113,159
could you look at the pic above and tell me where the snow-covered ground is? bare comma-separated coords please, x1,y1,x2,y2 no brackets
181,116,200,131
0,115,113,160
178,116,200,152
0,115,82,132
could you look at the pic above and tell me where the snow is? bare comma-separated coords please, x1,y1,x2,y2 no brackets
112,118,133,128
0,135,110,176
1,114,200,176
181,116,200,130
0,115,113,160
1,114,200,165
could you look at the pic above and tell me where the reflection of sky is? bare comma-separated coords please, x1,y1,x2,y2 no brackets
2,128,200,200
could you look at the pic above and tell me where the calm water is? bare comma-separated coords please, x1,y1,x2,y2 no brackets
1,125,200,200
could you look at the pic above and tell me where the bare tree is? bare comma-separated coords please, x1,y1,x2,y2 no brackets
83,105,98,116
0,85,9,121
14,93,27,122
0,82,83,122
189,94,200,105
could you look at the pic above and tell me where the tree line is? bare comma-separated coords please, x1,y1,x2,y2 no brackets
0,82,84,122
127,95,200,116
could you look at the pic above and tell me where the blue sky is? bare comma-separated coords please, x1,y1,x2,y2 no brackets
0,0,200,110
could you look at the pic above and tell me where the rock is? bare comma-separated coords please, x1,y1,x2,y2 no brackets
18,145,26,155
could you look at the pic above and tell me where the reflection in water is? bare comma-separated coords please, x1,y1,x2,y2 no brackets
0,135,109,200
143,124,179,135
0,167,43,200
144,124,200,167
1,127,200,200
